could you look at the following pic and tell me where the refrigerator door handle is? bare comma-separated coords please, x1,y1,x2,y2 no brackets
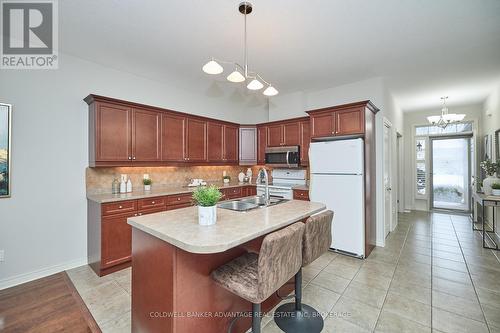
286,151,290,168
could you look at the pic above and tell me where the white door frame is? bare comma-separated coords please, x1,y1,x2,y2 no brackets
383,118,394,237
397,132,404,213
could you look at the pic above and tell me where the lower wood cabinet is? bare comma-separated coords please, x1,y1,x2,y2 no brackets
293,189,310,201
88,186,256,276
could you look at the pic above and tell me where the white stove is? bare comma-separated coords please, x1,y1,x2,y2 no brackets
256,169,307,200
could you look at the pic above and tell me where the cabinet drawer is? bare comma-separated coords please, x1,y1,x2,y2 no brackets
137,206,166,216
102,200,137,216
167,202,193,210
137,196,166,210
167,193,192,206
293,189,310,201
222,186,242,199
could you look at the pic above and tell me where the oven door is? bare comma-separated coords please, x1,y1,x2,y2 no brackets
265,146,300,167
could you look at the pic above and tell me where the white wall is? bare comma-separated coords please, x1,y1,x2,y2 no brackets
0,53,268,289
403,104,483,211
268,77,405,247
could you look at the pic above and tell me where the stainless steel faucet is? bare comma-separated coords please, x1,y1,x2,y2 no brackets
258,167,270,205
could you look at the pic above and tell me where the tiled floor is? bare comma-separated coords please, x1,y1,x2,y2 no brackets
67,211,500,332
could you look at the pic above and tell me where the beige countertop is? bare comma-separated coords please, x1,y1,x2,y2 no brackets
127,200,326,254
87,181,256,203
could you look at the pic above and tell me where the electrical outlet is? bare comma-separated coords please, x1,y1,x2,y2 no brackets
0,250,4,262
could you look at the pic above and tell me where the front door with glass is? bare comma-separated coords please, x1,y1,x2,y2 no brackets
430,137,471,211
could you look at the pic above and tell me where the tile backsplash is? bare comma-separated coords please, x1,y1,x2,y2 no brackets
86,166,264,194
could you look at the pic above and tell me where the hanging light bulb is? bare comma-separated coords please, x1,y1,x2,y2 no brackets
247,78,263,90
227,69,245,82
263,85,278,96
202,59,223,74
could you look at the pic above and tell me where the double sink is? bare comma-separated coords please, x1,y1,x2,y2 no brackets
218,195,288,212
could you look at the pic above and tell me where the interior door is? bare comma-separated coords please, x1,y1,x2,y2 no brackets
132,108,161,161
431,136,471,211
384,124,392,237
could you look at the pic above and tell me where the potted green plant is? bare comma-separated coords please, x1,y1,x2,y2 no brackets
192,185,223,225
143,178,152,191
492,183,500,196
480,159,499,195
223,175,231,184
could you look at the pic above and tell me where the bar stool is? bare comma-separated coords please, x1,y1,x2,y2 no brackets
274,210,334,333
211,222,305,333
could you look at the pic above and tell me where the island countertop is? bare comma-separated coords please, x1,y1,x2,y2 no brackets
127,200,326,254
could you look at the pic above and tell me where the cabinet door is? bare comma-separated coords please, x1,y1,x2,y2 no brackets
207,122,224,162
161,113,186,162
257,126,267,164
101,212,134,268
223,125,238,162
310,112,335,138
95,102,132,161
283,122,300,145
186,118,207,162
300,121,310,165
335,108,365,135
132,108,161,161
267,124,283,147
239,127,257,165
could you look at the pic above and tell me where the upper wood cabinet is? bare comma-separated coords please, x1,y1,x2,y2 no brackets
267,124,283,147
300,120,310,166
207,122,238,163
93,102,132,162
283,122,300,145
307,101,378,139
257,125,267,164
132,108,161,161
186,118,207,162
161,113,186,162
223,125,238,162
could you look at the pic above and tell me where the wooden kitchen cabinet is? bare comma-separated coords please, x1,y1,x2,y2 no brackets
223,125,238,162
307,101,374,138
92,101,132,163
257,125,267,164
207,122,224,162
293,189,310,201
267,124,283,147
161,113,186,162
132,108,161,161
101,212,134,269
186,118,207,162
283,122,300,145
300,120,310,166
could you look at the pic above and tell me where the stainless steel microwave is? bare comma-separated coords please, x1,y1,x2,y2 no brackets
265,146,300,167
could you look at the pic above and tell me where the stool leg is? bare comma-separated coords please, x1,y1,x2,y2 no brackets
295,268,302,311
252,303,261,333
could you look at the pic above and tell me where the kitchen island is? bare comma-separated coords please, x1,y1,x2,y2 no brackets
127,199,325,333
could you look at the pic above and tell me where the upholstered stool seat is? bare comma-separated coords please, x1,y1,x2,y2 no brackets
211,222,305,333
274,210,334,333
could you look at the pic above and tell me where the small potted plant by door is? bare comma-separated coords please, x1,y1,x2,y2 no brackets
192,185,223,226
492,183,500,196
143,178,152,191
480,160,499,195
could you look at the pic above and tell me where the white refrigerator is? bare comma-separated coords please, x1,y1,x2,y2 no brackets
309,138,365,257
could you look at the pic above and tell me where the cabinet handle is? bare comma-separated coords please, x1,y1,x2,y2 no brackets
118,205,123,209
134,213,138,216
177,198,181,201
152,201,155,204
138,213,142,216
128,156,132,160
133,156,136,160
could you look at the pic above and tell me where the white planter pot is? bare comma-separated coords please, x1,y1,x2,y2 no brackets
483,175,498,195
223,178,230,184
198,205,217,226
144,185,151,191
492,189,500,196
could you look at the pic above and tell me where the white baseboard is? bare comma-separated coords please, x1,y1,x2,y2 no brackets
0,257,88,291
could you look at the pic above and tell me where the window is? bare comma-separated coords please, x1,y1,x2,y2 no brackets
415,138,427,197
414,121,473,137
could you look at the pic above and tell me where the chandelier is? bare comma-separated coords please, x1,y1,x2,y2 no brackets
427,96,465,129
202,2,278,97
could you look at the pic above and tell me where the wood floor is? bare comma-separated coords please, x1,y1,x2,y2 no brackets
0,272,100,333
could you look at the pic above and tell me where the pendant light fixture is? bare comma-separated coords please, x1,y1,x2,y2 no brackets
427,97,465,129
202,2,278,96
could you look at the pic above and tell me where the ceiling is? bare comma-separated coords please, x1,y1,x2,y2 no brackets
59,0,500,112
